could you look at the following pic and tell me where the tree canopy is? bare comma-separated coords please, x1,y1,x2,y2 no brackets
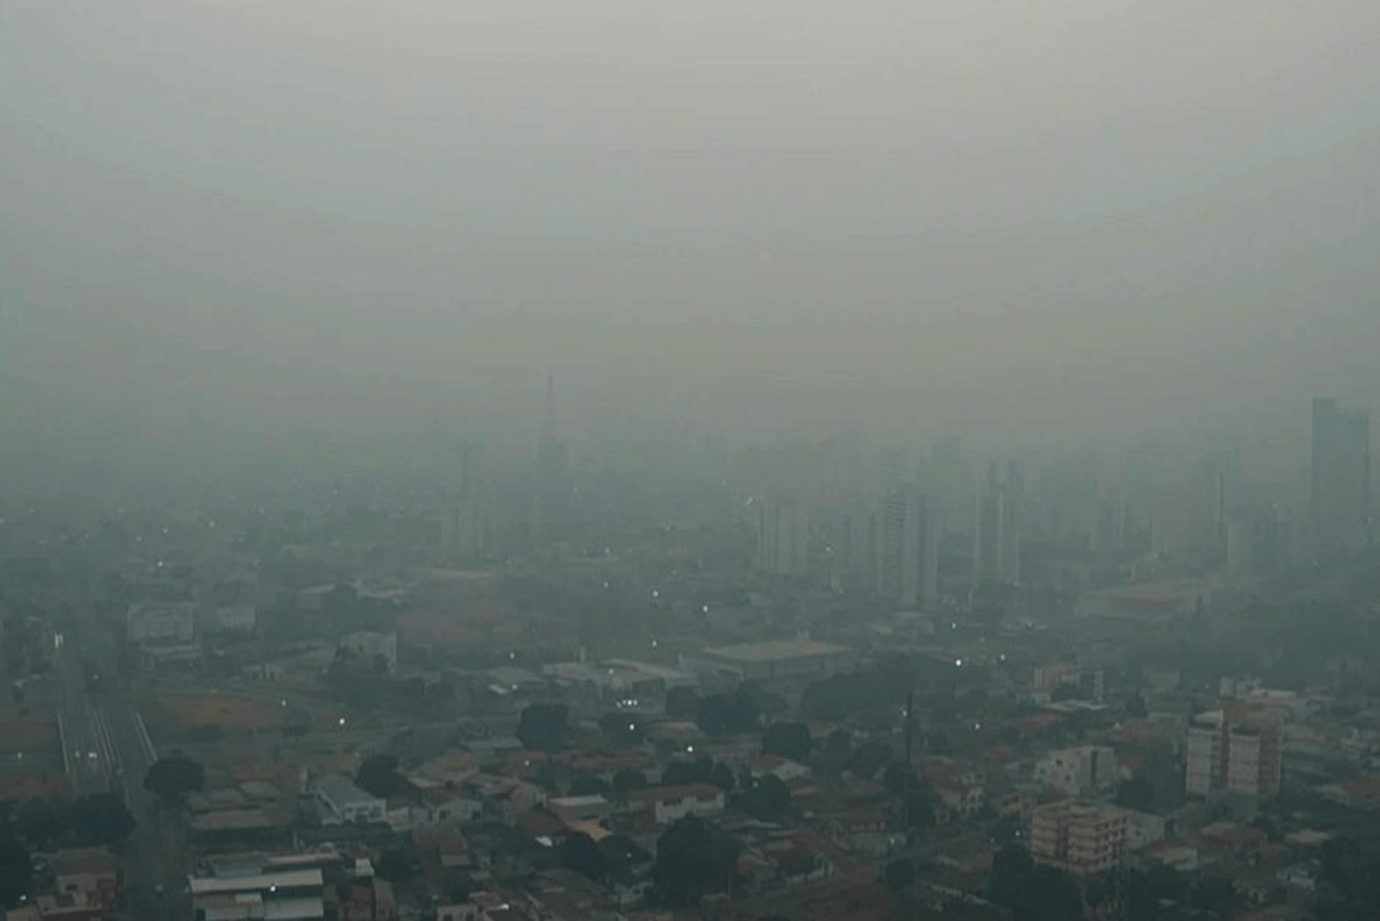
0,837,32,909
733,774,791,821
559,831,607,882
696,687,760,736
611,768,648,791
651,816,740,907
761,721,812,762
986,844,1081,921
517,703,570,751
355,754,407,800
143,756,206,803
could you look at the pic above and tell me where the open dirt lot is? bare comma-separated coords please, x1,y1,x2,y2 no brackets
142,692,284,734
0,708,60,752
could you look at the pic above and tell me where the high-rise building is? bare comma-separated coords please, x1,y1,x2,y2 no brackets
1226,509,1294,580
441,440,491,561
756,494,809,577
533,373,571,541
874,485,940,608
1030,800,1129,876
1309,397,1371,560
1185,699,1283,800
973,459,1024,587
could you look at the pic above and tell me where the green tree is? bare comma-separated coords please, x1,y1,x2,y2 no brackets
0,837,31,909
355,754,407,799
986,844,1081,921
734,775,791,821
568,773,610,796
1190,875,1235,919
709,762,736,792
599,712,645,745
375,843,419,883
651,816,740,907
696,687,760,736
559,831,607,881
1116,774,1155,811
662,757,713,787
143,756,205,804
825,728,852,757
70,794,136,846
850,740,893,778
761,721,812,762
1051,681,1080,702
666,687,700,720
611,768,648,791
517,703,570,751
883,858,916,891
904,791,936,830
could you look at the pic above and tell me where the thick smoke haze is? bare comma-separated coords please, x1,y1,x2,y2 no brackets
3,0,1380,485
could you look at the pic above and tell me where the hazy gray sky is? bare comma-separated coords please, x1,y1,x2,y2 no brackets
3,0,1379,469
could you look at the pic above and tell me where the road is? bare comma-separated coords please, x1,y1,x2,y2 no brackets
55,641,115,797
56,617,185,921
101,700,185,921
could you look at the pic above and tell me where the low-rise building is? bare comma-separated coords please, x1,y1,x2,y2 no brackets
680,638,857,683
126,602,197,644
50,847,120,910
618,784,724,825
314,774,386,825
188,867,326,921
338,631,398,674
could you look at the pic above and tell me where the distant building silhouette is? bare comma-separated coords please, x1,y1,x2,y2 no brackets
973,459,1023,587
441,439,491,560
874,484,940,608
756,493,809,577
1309,397,1371,560
533,373,571,541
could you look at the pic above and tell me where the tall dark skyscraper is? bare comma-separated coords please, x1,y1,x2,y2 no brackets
1309,397,1371,560
534,373,571,541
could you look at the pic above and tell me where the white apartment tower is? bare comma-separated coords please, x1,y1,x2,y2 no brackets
1185,700,1283,800
756,494,809,577
874,485,941,608
974,459,1024,587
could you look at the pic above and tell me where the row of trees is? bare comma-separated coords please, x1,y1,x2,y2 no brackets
983,844,1235,921
0,793,136,851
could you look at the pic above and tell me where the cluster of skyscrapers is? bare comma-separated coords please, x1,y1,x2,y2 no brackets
749,396,1372,604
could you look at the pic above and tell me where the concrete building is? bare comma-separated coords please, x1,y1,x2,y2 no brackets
618,784,725,825
1310,397,1371,561
1030,801,1129,876
126,602,196,644
756,494,809,577
313,774,386,825
441,439,491,561
1227,511,1295,580
1186,701,1284,800
337,631,398,674
681,638,857,683
188,866,326,921
50,847,121,910
874,485,941,608
1034,746,1118,797
973,459,1024,587
210,605,258,634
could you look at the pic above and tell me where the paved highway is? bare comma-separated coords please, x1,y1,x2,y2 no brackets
57,615,186,921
